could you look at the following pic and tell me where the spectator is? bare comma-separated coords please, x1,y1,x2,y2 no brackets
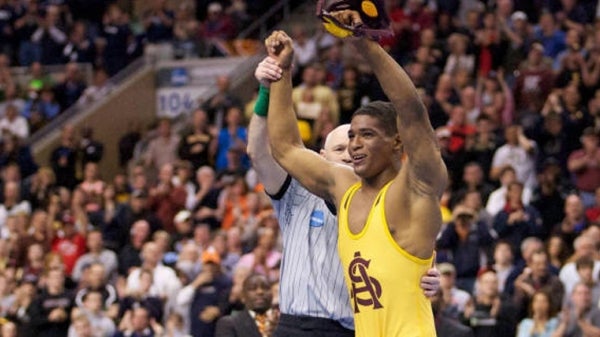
493,181,544,251
215,273,276,337
27,166,56,210
22,86,61,132
53,62,87,111
172,2,200,59
118,123,141,168
585,187,600,224
431,288,474,337
465,115,501,178
559,234,600,297
438,262,472,320
76,68,113,107
236,227,281,282
78,126,104,169
0,181,31,228
500,11,531,75
31,5,67,65
126,241,181,301
289,24,318,74
553,194,589,255
199,2,236,41
493,240,515,294
474,11,503,77
50,215,86,277
0,104,29,140
169,210,193,252
108,187,163,252
118,268,163,322
0,134,39,178
144,118,180,175
487,166,534,217
178,108,216,171
437,205,496,293
336,65,371,125
175,241,202,282
514,42,554,119
513,250,564,321
215,106,249,172
113,307,162,337
143,0,175,43
0,86,25,116
556,0,590,31
558,85,594,154
78,162,105,213
515,291,560,337
117,219,150,277
463,269,517,337
69,290,116,337
192,166,222,230
148,163,186,233
62,21,95,64
533,11,567,59
444,33,475,76
29,268,74,337
553,282,600,337
491,125,538,189
446,105,477,155
70,314,93,337
173,160,197,211
50,124,78,188
572,257,600,307
99,4,131,76
453,162,496,206
13,0,42,66
202,75,242,128
217,176,254,231
547,235,570,270
478,70,515,128
291,63,340,126
176,248,232,337
71,231,118,283
6,278,36,336
567,127,600,208
534,114,570,173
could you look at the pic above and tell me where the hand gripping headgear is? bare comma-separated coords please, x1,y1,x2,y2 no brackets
316,0,393,39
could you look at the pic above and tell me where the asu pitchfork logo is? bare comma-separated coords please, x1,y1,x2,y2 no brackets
349,251,383,313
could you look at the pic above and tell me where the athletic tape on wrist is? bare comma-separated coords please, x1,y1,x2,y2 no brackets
254,85,270,117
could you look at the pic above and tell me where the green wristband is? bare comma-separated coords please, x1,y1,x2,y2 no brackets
254,85,270,117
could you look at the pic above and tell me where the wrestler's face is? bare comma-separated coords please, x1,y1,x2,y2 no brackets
348,115,398,179
321,124,351,166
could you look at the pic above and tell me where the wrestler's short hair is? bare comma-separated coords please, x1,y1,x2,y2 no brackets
351,101,398,136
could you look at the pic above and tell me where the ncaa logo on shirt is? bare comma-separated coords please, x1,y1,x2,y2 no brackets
309,210,325,227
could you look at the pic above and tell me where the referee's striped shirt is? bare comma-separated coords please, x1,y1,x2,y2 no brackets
271,176,354,330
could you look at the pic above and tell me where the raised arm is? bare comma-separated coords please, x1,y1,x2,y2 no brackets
246,57,288,195
265,31,351,201
351,37,447,197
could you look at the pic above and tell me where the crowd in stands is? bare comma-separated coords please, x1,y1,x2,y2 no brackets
0,0,599,336
0,0,272,142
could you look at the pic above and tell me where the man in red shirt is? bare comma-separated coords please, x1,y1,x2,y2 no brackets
51,214,86,276
568,127,600,208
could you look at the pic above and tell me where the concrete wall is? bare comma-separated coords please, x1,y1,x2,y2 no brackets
32,67,157,180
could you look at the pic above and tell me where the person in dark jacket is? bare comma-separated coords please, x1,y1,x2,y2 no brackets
28,268,74,337
437,205,496,293
215,273,276,337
